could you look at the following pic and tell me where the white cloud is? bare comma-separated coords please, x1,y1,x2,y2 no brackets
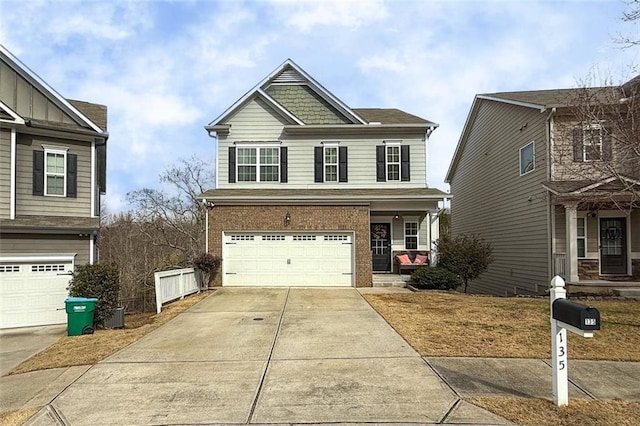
273,0,389,32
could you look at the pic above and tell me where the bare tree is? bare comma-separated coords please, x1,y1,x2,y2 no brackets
551,75,640,210
127,156,215,266
617,0,640,47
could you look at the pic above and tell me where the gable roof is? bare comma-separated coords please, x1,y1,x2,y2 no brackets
208,59,367,127
445,77,637,183
206,59,437,131
0,44,107,134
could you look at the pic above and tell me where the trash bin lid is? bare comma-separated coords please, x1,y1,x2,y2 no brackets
65,297,99,303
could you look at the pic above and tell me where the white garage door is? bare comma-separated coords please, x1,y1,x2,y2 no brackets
0,260,72,329
223,232,354,287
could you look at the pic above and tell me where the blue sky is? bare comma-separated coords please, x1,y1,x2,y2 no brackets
1,0,637,212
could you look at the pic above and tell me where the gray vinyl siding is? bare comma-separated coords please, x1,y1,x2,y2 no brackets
449,100,549,296
0,233,91,266
15,134,91,216
0,60,77,126
218,99,427,188
0,129,10,218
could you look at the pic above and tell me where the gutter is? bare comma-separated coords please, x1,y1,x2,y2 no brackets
25,119,109,138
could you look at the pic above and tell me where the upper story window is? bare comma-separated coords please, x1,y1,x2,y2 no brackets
376,142,410,182
33,146,77,198
45,149,66,196
404,221,418,250
324,146,338,182
519,141,535,175
314,144,347,183
387,146,400,181
230,145,286,183
573,124,611,162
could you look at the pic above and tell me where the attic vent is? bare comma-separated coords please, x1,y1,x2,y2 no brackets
272,68,305,84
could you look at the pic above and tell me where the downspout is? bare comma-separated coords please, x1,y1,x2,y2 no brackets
545,107,556,283
206,130,219,189
10,129,16,219
424,127,434,187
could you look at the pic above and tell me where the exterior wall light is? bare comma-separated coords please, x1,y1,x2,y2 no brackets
285,211,291,226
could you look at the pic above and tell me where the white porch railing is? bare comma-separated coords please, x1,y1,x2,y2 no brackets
154,268,199,313
553,253,566,279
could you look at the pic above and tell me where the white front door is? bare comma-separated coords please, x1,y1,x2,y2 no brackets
223,232,354,286
0,260,73,329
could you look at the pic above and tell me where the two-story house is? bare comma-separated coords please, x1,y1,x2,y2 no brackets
199,59,447,287
446,78,639,296
0,45,108,328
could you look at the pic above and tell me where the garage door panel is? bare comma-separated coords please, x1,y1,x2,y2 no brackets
223,233,353,287
1,262,71,329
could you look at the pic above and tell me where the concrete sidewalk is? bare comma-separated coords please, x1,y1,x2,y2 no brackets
1,288,637,425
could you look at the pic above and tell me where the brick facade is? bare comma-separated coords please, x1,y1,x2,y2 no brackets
207,205,372,287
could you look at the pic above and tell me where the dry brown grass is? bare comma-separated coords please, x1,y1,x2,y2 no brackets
0,407,41,426
468,397,640,426
364,292,640,360
8,291,213,376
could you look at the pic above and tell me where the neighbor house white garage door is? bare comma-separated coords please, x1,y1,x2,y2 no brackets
0,258,73,329
223,232,354,286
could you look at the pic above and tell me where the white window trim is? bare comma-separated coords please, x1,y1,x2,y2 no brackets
323,142,339,183
404,221,419,250
236,145,280,183
43,146,68,197
519,141,535,176
386,145,401,181
582,123,603,162
577,216,587,259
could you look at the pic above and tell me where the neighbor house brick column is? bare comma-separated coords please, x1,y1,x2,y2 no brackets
564,203,580,283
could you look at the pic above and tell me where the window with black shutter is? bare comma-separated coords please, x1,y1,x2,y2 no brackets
377,144,409,181
32,147,76,197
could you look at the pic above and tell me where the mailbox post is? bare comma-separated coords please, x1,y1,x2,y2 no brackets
549,276,600,406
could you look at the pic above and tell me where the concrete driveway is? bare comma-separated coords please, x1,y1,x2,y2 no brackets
27,288,510,425
0,324,66,376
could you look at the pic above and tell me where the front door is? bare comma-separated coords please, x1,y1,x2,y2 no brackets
600,218,627,275
371,223,391,272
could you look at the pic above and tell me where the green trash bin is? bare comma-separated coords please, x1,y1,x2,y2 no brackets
65,297,98,336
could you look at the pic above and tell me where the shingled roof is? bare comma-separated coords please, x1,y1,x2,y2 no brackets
353,108,437,126
485,86,623,108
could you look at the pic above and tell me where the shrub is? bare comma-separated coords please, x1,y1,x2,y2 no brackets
192,252,220,289
410,267,461,290
436,233,494,293
68,263,120,324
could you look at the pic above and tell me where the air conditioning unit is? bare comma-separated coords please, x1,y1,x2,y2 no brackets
103,307,125,329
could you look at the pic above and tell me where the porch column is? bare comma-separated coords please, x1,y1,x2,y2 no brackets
430,211,439,266
565,203,580,283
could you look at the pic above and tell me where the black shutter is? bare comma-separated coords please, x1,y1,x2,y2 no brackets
33,150,44,196
401,145,410,181
572,128,583,161
280,147,288,183
339,146,348,182
66,154,77,198
376,145,385,182
314,146,323,182
602,128,612,161
228,147,236,183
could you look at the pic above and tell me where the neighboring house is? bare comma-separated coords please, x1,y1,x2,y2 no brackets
199,59,447,287
0,45,108,328
446,78,640,296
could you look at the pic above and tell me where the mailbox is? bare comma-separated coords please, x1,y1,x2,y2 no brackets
552,299,600,331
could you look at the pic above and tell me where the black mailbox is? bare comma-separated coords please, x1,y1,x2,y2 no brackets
552,299,600,331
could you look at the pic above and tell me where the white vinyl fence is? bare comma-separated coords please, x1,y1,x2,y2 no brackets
154,268,199,313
